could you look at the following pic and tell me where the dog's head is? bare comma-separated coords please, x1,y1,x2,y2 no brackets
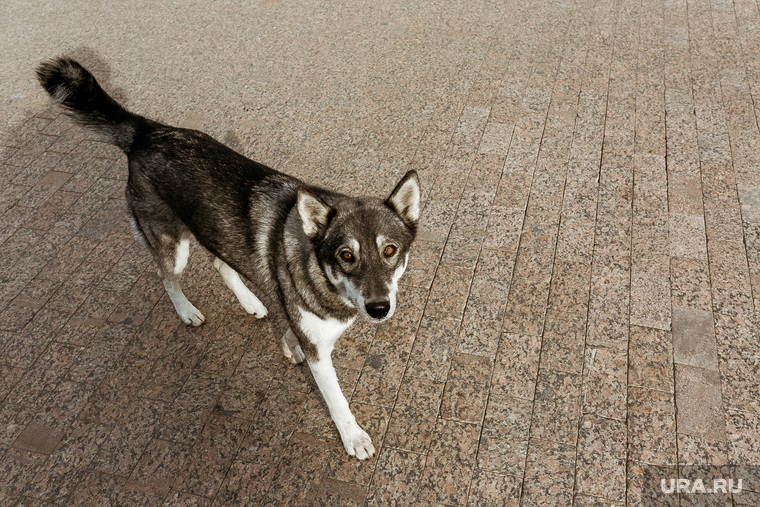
297,170,421,322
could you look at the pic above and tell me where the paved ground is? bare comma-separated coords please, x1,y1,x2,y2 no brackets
1,0,760,505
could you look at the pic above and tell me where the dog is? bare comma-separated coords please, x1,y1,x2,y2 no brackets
36,57,420,460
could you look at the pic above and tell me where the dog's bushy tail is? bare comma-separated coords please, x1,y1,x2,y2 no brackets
36,57,140,152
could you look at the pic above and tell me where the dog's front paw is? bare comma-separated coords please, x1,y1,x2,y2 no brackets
340,424,375,460
178,303,206,326
239,294,268,318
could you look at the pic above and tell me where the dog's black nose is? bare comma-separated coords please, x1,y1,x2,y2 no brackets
366,301,390,319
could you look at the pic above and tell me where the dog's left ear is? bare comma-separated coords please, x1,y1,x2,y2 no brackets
386,170,421,225
297,187,333,238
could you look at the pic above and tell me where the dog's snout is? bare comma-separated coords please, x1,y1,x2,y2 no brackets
365,301,390,319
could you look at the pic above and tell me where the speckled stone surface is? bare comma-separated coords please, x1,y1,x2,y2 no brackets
2,0,759,504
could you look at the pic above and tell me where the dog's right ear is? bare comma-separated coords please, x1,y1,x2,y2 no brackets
297,187,333,238
386,170,421,225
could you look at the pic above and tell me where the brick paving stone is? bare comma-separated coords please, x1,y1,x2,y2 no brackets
2,0,760,503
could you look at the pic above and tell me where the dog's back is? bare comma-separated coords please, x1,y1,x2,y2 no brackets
37,57,291,276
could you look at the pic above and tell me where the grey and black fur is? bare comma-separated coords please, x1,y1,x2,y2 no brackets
37,57,421,459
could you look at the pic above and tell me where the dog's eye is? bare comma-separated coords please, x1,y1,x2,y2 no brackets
383,245,396,257
339,250,354,263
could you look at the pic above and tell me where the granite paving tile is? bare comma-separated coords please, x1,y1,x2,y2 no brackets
678,432,729,466
440,353,492,423
0,448,48,506
521,437,576,507
630,253,671,331
353,337,410,408
477,392,532,476
12,420,64,455
416,199,458,243
173,413,251,499
25,420,111,503
628,387,677,466
406,315,460,382
324,403,390,485
726,409,760,464
469,248,516,302
676,366,726,444
547,259,592,315
581,344,628,421
457,296,504,358
35,379,96,430
261,432,334,505
530,370,582,445
402,239,445,290
91,399,167,477
628,325,674,392
539,310,587,375
366,447,426,506
215,427,291,505
423,263,472,322
575,415,627,502
417,419,481,505
466,468,521,506
626,461,679,507
673,309,720,381
384,376,444,453
670,257,714,312
482,207,523,253
121,438,192,502
492,332,541,401
69,470,127,507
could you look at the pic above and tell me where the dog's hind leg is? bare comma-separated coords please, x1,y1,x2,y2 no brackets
157,233,205,326
131,212,205,326
281,328,305,364
213,258,268,318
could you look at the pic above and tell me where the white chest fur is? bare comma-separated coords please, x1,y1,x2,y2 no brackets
297,307,354,354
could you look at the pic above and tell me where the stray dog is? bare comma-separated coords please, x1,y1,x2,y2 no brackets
37,57,420,460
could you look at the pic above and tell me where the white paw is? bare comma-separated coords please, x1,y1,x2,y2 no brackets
340,424,375,460
239,293,268,318
178,303,205,326
281,330,305,364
